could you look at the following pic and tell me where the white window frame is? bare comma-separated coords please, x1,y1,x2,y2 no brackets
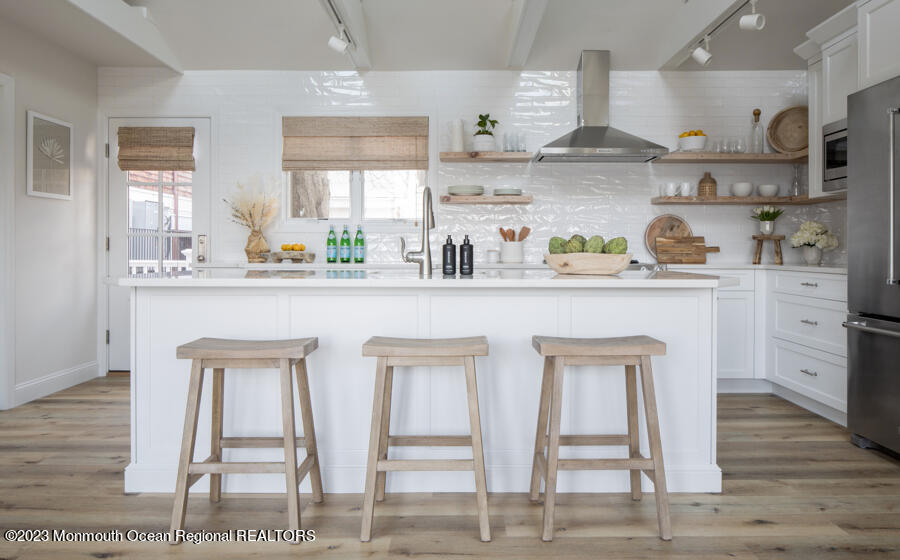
277,169,426,234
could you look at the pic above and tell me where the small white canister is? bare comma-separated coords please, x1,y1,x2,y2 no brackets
500,241,524,263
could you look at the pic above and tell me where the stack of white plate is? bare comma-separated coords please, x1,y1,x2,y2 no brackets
447,185,484,196
493,188,522,196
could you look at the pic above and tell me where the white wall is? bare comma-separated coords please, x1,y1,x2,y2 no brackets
0,18,99,405
98,68,846,267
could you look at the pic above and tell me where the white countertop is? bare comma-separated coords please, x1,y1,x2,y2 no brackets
670,263,847,274
117,268,735,288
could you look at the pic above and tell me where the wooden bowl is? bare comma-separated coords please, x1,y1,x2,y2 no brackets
767,106,808,156
544,252,632,275
270,251,316,263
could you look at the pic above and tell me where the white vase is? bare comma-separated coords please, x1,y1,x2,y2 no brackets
802,245,822,266
472,134,496,152
759,220,775,235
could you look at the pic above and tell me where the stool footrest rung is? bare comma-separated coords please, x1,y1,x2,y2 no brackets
188,461,286,474
377,459,474,472
558,434,630,446
186,455,215,488
297,455,316,481
388,435,473,447
557,457,654,471
220,437,305,448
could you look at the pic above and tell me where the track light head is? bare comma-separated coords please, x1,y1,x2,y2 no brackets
328,34,349,53
692,36,712,66
739,0,766,30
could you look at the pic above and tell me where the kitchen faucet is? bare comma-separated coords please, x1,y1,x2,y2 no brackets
400,186,435,278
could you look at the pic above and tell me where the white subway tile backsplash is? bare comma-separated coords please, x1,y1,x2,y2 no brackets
99,68,846,267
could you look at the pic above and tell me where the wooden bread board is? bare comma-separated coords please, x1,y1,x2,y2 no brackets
270,251,316,263
655,237,720,264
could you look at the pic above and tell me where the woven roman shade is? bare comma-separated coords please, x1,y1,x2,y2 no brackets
117,127,195,171
282,116,428,171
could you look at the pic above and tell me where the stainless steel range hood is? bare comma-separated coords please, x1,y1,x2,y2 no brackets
534,51,668,163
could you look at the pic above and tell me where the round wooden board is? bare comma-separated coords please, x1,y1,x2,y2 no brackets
767,106,808,155
644,214,692,258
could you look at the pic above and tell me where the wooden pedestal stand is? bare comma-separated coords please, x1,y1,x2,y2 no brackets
752,235,785,265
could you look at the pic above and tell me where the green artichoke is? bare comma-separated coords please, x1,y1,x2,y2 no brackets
602,237,628,254
569,234,587,246
548,236,567,255
565,238,584,253
584,235,605,254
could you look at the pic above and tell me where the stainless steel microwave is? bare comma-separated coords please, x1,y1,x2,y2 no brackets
823,119,847,192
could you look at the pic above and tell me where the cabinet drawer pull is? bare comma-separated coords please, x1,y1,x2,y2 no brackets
800,282,818,287
800,319,819,326
800,368,818,377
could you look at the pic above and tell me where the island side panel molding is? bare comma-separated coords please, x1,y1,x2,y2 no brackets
125,286,720,493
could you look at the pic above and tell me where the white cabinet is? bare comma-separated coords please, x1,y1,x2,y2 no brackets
807,60,826,198
821,33,858,124
858,0,900,89
717,291,755,379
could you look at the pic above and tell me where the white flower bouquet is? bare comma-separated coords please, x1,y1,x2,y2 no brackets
750,205,784,221
790,220,839,250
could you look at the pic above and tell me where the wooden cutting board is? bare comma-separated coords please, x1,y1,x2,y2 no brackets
644,215,692,258
655,237,721,264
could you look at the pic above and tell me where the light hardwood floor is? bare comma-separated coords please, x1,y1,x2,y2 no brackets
0,377,898,559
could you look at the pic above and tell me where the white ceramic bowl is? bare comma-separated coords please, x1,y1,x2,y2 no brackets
678,135,707,152
731,182,753,197
757,184,780,197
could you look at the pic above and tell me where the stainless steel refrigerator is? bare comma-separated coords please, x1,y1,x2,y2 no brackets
846,74,900,454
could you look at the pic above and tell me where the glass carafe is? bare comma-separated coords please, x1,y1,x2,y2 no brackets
749,108,764,153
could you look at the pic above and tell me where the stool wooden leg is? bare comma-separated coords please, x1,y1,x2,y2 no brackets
295,358,324,503
209,368,224,503
529,357,553,502
625,364,642,501
375,365,393,502
169,360,205,544
639,356,672,541
360,357,388,542
464,356,491,542
774,239,784,265
279,359,301,533
542,357,565,542
753,239,763,265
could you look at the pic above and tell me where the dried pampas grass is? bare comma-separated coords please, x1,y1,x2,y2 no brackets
224,175,279,231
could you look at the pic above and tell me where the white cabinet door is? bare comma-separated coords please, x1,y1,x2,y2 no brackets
717,291,755,379
822,33,858,124
808,60,826,198
858,0,900,89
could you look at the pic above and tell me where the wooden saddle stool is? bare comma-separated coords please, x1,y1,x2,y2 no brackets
170,337,324,543
360,336,491,542
529,335,672,541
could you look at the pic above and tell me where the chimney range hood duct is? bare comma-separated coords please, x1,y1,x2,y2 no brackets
534,51,668,163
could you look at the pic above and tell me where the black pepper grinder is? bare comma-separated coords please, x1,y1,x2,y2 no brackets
442,235,457,275
460,235,474,276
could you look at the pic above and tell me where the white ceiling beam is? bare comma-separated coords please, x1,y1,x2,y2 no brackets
321,0,372,71
506,0,548,69
655,0,743,70
66,0,183,72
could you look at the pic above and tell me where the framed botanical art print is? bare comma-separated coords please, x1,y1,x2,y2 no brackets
27,110,72,200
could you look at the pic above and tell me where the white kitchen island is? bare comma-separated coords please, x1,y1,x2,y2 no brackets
120,268,727,495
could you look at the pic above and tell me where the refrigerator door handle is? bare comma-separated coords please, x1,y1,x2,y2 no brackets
843,320,900,339
889,108,900,285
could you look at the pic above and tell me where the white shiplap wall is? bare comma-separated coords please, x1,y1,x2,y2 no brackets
98,68,846,266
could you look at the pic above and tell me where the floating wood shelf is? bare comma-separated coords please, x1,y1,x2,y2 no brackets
440,195,533,205
653,151,808,164
439,151,533,163
651,193,846,206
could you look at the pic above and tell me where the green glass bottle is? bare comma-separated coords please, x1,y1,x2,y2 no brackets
339,224,352,263
326,225,337,263
353,225,366,263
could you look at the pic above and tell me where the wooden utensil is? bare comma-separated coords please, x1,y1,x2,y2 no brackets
767,106,809,156
655,236,720,264
644,215,693,258
518,226,531,241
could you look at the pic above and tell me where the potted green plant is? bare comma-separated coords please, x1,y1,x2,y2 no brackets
750,205,784,234
472,113,498,152
790,220,839,265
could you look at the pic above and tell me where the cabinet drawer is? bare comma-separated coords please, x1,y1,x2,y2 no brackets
673,268,754,291
772,271,847,301
773,294,847,356
772,340,847,412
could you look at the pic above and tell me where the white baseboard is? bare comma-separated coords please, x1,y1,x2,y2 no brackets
124,463,722,494
718,378,773,393
14,361,98,406
772,383,847,426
